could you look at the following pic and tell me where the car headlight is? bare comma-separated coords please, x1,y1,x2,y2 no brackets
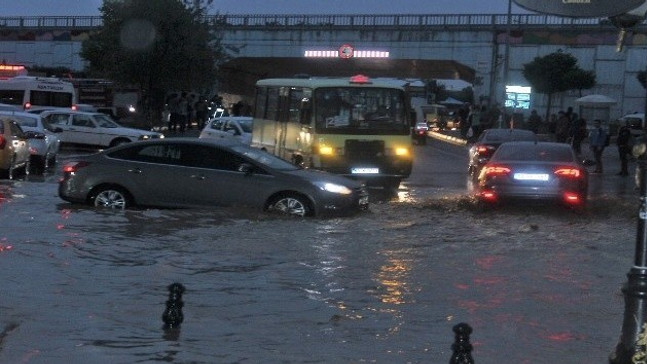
139,135,151,140
313,181,352,195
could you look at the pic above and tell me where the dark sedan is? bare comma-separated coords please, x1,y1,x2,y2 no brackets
475,141,588,208
59,138,369,217
468,128,537,179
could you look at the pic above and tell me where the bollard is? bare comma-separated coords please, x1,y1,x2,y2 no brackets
162,283,185,330
450,322,474,364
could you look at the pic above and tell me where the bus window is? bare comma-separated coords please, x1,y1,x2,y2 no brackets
266,87,279,121
31,90,73,107
254,87,267,119
288,88,303,123
0,90,23,105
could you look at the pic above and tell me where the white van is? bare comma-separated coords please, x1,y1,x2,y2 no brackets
0,76,76,112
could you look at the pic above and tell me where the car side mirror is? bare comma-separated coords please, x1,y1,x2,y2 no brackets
238,163,253,175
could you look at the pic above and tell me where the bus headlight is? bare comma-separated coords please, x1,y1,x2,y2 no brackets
395,147,409,156
319,145,334,155
313,181,352,195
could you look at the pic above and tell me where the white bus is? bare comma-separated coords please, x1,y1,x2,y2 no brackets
0,76,76,111
252,74,413,188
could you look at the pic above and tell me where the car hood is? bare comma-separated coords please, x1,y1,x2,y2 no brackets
283,168,364,188
107,126,161,137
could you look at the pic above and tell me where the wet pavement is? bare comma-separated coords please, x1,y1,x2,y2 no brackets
0,131,643,364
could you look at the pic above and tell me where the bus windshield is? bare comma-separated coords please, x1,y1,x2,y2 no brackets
314,87,409,135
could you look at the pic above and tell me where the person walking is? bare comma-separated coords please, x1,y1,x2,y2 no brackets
178,92,189,133
616,119,633,176
555,111,570,143
527,109,541,134
569,117,587,156
589,119,608,174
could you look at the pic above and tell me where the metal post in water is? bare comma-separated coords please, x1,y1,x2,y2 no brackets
610,157,647,364
162,282,185,330
450,322,474,364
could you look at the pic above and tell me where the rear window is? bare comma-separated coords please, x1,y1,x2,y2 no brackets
492,143,575,162
481,129,536,143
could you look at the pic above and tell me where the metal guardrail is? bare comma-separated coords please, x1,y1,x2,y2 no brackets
0,13,634,30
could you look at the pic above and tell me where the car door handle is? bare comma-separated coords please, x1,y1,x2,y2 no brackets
128,167,142,174
190,174,206,180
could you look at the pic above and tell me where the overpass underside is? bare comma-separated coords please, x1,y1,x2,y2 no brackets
218,57,475,96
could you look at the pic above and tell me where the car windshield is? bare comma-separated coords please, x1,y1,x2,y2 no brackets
480,129,536,143
94,114,121,128
492,143,575,162
231,145,299,171
314,87,409,135
6,115,38,128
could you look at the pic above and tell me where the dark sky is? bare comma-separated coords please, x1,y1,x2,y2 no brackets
2,0,527,16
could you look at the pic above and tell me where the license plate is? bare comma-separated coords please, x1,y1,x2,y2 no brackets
513,173,549,181
352,167,379,174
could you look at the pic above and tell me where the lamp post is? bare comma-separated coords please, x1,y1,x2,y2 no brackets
610,145,647,364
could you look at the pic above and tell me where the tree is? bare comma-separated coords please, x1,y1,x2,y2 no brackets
522,50,596,121
81,0,227,127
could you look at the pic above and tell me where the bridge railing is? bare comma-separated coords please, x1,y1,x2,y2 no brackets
0,13,635,30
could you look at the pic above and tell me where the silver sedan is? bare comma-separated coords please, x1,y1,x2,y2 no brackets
59,138,369,217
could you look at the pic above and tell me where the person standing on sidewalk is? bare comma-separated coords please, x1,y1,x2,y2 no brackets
589,119,608,174
616,119,633,176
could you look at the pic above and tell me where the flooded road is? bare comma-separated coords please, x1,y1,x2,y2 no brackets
0,139,641,363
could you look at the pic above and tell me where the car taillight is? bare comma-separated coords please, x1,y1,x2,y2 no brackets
554,167,582,178
480,189,498,202
476,145,495,157
62,161,90,173
0,135,5,149
482,165,511,177
563,191,583,205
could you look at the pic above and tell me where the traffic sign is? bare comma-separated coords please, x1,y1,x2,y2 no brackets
513,0,645,17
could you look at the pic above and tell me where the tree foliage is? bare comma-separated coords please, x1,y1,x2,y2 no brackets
522,50,596,120
81,0,227,125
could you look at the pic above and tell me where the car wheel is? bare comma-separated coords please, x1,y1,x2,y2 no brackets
91,186,131,209
268,194,312,217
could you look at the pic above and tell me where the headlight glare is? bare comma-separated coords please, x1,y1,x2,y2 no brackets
313,181,352,194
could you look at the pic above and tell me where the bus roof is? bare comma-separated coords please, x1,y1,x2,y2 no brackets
256,75,409,90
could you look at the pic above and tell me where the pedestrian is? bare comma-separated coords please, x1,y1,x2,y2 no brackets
168,94,180,132
569,117,587,156
527,109,541,134
555,111,570,143
589,119,608,174
178,92,189,133
616,119,633,176
195,98,209,129
548,113,557,135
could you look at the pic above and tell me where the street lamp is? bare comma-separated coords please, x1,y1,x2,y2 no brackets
610,143,647,364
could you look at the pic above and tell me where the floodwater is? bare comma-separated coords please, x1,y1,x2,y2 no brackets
0,169,639,364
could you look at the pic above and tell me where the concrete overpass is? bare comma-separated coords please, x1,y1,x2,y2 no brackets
0,14,646,119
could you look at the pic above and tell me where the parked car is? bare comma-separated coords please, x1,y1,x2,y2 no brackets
475,141,588,209
468,128,537,179
59,138,369,217
0,111,61,173
40,110,164,148
0,116,30,179
199,116,253,145
412,122,429,145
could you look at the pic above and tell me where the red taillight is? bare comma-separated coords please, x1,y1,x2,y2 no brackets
23,102,31,110
71,104,77,111
482,165,511,177
0,135,5,149
62,161,90,173
480,189,498,201
554,167,582,178
476,145,495,157
563,191,582,204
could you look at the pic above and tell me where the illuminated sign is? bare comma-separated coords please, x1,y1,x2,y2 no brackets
505,85,532,110
304,44,389,58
